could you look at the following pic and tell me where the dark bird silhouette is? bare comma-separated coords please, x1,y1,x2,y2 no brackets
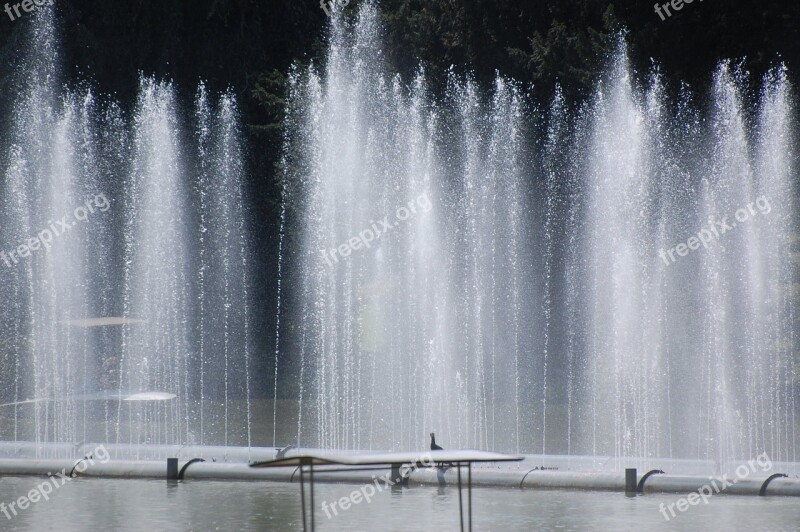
430,432,443,451
430,432,451,470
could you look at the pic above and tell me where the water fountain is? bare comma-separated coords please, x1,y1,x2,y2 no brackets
282,5,535,452
3,8,800,532
0,9,252,450
0,3,795,470
280,3,798,466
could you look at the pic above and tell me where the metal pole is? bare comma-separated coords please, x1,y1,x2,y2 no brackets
468,462,472,531
299,465,307,531
166,458,178,481
457,463,464,532
625,468,637,497
309,463,315,531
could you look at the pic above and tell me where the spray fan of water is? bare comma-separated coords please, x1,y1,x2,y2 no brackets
0,11,252,448
280,4,797,465
1,5,795,467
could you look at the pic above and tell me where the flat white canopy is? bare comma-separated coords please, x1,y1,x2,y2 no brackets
251,450,523,468
255,449,517,531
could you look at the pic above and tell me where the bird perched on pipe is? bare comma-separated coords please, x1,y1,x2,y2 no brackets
430,432,452,469
430,432,443,451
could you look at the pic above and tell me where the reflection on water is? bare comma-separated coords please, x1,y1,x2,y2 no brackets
0,477,798,531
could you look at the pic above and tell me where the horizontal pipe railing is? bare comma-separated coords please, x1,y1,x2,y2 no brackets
0,442,798,497
0,457,798,497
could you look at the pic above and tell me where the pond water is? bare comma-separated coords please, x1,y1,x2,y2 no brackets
0,477,796,531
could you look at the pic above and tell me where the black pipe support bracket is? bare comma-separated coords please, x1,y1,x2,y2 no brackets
637,469,665,493
759,473,788,496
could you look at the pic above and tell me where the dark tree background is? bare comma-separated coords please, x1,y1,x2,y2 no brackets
0,0,797,397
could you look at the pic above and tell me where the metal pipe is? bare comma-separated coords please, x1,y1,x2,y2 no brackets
759,473,788,496
178,458,206,480
520,471,625,491
637,469,665,493
0,454,798,498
